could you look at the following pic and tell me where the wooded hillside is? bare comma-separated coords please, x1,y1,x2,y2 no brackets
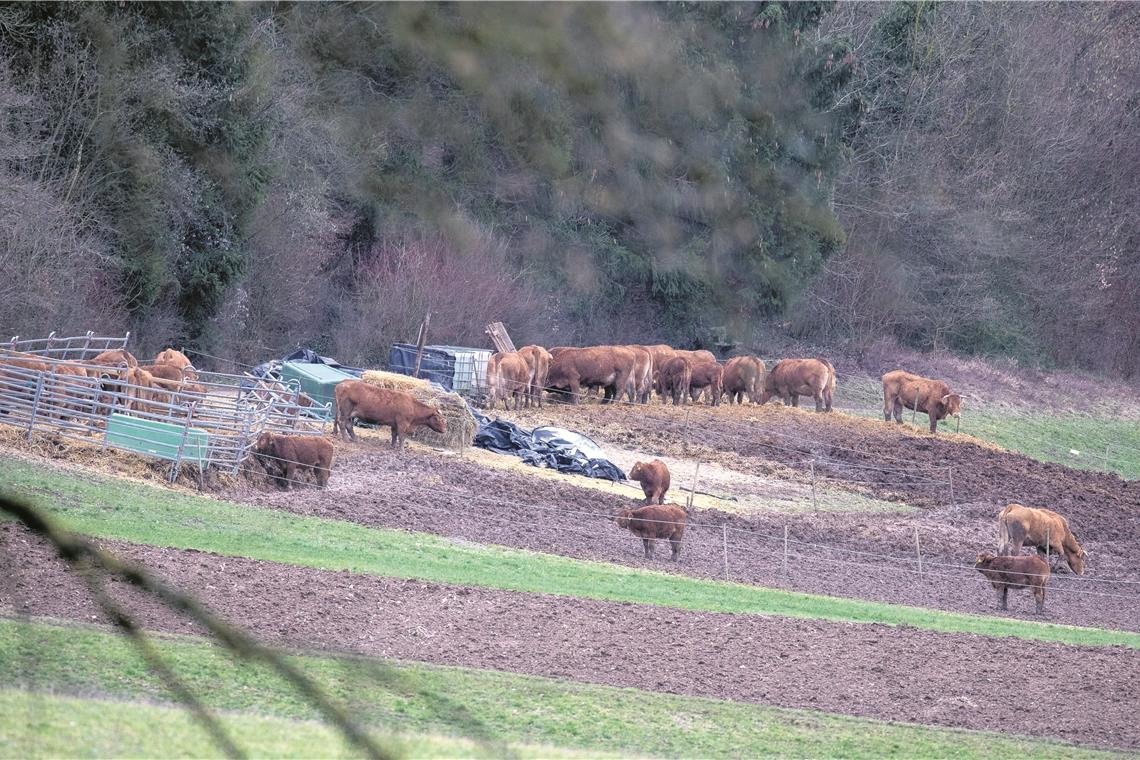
1,2,1136,375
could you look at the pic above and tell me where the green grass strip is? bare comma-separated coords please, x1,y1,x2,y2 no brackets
2,456,1137,649
0,689,593,759
0,619,1125,760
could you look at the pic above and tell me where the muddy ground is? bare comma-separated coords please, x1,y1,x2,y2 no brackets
2,526,1136,751
231,430,1140,633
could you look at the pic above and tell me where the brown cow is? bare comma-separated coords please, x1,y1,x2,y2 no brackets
487,351,530,411
88,349,138,371
676,349,717,365
881,370,962,433
252,431,334,489
722,355,765,404
974,552,1050,614
616,504,686,561
140,363,186,384
643,344,678,394
688,361,724,406
623,345,654,404
546,346,637,404
155,348,198,381
332,380,445,448
998,503,1087,574
759,358,835,412
629,459,671,504
655,355,692,406
518,345,554,408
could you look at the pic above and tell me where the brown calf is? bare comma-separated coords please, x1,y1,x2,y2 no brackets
881,370,961,433
759,358,835,412
722,356,765,404
616,504,687,561
688,361,724,406
629,459,671,504
974,552,1050,615
154,348,198,381
252,431,334,489
333,380,445,448
518,345,553,408
998,503,1086,574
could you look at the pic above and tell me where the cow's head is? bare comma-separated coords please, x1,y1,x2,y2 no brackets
974,552,996,568
1064,544,1087,575
428,409,447,434
629,462,645,481
615,508,634,529
940,393,962,418
254,431,276,453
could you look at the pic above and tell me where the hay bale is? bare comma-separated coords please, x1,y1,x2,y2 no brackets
361,370,476,450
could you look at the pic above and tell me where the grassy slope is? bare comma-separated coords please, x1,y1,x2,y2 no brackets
2,457,1136,649
839,375,1140,479
0,690,590,760
0,619,1123,760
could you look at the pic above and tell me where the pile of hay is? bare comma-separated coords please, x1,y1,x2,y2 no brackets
361,370,477,450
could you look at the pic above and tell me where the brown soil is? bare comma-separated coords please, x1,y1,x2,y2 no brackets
3,526,1136,751
228,433,1140,633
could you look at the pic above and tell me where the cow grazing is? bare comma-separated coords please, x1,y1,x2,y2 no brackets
881,370,961,433
629,459,671,504
998,503,1087,574
545,346,637,404
676,349,718,365
974,552,1050,615
688,361,724,406
140,363,186,384
487,351,530,410
656,355,692,406
518,345,553,408
252,431,334,489
333,380,445,448
616,504,686,561
759,358,836,412
722,356,765,404
154,348,198,381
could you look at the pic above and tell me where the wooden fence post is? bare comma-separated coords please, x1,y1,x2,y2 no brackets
782,525,789,577
722,525,729,581
687,461,701,510
914,526,922,574
947,467,955,507
412,312,431,379
810,460,817,509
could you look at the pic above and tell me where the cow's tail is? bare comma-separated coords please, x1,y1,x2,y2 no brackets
818,358,837,392
997,504,1014,554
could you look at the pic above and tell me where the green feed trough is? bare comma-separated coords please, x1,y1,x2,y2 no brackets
279,362,357,419
104,413,210,468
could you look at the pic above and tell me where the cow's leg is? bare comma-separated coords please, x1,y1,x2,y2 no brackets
814,390,824,413
670,536,682,561
642,538,652,558
998,586,1008,610
389,424,399,449
929,416,938,433
346,416,358,443
1034,585,1045,615
282,462,297,491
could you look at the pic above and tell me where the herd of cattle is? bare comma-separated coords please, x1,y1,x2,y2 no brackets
0,347,206,419
486,344,963,433
0,342,1076,615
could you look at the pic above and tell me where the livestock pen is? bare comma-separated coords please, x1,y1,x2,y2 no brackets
0,334,328,482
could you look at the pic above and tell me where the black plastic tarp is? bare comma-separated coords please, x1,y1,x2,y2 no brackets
246,347,362,387
387,343,458,391
470,405,626,482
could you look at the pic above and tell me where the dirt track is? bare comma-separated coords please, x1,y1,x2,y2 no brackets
3,526,1137,750
232,434,1140,633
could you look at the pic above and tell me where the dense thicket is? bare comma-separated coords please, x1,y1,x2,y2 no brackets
1,3,1136,375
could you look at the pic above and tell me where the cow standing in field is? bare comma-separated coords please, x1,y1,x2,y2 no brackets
881,370,961,433
88,349,138,371
688,361,724,406
722,356,765,404
997,503,1087,574
759,358,836,412
487,351,530,411
656,355,692,406
616,504,687,561
975,552,1050,614
545,346,637,404
623,346,655,404
629,459,671,504
518,345,553,408
333,380,446,448
252,431,334,489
